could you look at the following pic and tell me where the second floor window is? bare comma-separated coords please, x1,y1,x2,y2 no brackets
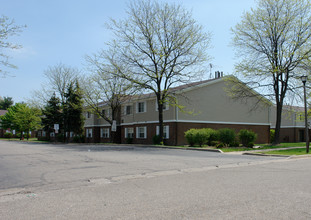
137,102,146,113
125,105,132,115
87,112,91,118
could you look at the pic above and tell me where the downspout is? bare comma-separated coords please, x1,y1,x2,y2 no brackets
175,104,178,146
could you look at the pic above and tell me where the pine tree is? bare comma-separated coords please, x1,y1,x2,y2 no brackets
64,81,84,141
41,93,62,136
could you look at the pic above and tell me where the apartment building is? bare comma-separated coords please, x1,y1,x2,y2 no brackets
84,76,272,145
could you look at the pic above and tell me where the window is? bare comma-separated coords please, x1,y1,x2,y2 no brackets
136,126,147,139
137,102,146,113
155,101,169,111
102,109,110,117
125,127,134,138
86,128,93,138
156,125,169,139
101,128,110,138
125,105,132,115
87,112,91,118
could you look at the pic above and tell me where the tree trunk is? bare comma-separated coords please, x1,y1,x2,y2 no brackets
158,97,164,145
273,101,283,145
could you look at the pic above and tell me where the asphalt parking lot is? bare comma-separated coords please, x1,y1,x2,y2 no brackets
0,141,281,191
1,141,311,219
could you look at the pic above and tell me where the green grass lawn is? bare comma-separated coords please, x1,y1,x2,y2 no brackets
260,148,309,156
178,142,308,153
0,138,46,142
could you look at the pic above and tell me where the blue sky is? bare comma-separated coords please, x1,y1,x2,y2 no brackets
0,0,256,103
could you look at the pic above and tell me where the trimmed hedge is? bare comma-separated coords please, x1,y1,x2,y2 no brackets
184,128,219,147
218,128,236,147
184,128,258,148
238,129,257,148
184,129,197,147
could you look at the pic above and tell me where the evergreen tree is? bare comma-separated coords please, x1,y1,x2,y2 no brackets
64,81,84,141
41,93,62,135
0,96,13,110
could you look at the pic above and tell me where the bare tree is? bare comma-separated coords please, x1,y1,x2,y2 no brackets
29,63,79,108
0,15,25,77
82,53,135,143
105,0,211,143
231,0,311,144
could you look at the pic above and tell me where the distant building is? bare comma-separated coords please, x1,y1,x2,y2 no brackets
270,105,310,143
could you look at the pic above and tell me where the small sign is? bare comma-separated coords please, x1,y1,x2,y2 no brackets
13,130,16,135
54,124,59,130
112,120,117,132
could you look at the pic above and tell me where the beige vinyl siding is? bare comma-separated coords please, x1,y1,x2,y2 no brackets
176,80,270,125
122,99,175,124
270,106,305,128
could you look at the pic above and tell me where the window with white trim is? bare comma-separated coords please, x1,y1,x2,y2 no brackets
136,126,147,139
155,101,169,111
86,112,91,118
124,105,132,115
125,127,134,138
86,128,93,138
136,102,146,113
100,128,110,138
102,108,110,117
156,125,169,139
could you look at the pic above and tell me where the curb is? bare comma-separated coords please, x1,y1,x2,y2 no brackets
242,152,289,158
133,145,224,153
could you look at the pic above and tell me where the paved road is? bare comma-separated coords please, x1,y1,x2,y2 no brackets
1,141,311,219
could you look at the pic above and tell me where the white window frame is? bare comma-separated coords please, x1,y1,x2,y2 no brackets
136,101,147,113
100,128,110,138
86,112,91,118
155,100,169,111
136,126,147,139
156,125,169,139
124,105,133,115
86,128,93,138
125,127,134,138
102,108,111,117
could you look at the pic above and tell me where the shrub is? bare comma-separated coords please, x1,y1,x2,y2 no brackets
205,128,218,146
57,133,64,142
185,129,197,146
126,137,133,144
230,140,240,148
4,132,13,139
270,129,275,143
218,128,236,147
238,129,257,147
152,135,162,145
73,135,85,143
195,129,209,147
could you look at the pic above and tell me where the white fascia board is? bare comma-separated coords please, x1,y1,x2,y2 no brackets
270,126,306,129
120,119,270,126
